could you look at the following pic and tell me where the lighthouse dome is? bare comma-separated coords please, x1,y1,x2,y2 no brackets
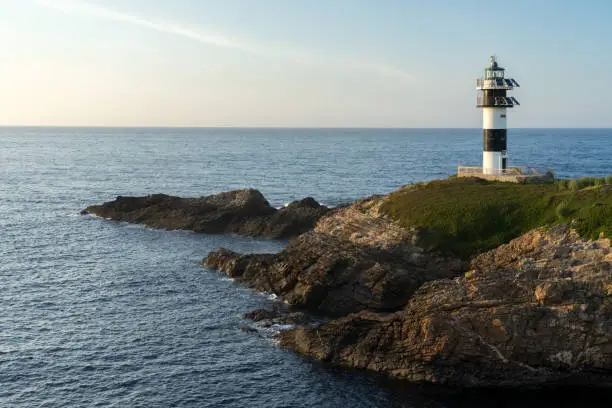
489,56,499,69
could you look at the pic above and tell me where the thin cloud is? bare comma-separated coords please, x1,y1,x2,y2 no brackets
39,0,415,83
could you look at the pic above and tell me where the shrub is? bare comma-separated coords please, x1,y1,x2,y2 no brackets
595,177,606,187
380,177,611,258
556,201,570,219
568,179,579,191
606,175,612,185
577,177,596,189
556,179,569,191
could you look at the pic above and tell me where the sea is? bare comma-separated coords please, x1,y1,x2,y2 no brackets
0,127,610,408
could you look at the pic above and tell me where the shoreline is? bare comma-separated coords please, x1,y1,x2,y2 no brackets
82,177,612,388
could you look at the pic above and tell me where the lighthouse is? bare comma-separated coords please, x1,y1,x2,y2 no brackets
476,56,520,175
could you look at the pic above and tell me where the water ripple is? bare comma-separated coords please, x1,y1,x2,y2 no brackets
0,128,610,407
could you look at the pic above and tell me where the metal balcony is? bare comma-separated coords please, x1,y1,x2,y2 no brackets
476,78,520,90
477,95,520,107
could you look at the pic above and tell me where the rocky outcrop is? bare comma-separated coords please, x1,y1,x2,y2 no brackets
243,308,313,328
203,197,466,316
81,189,329,239
92,181,612,388
277,225,612,388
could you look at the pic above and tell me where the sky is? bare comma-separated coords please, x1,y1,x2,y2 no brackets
0,0,611,128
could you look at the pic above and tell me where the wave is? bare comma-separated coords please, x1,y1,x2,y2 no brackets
275,201,336,209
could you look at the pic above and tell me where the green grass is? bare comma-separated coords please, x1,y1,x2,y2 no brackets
379,177,612,258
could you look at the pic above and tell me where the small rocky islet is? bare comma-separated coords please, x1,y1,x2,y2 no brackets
81,188,330,239
82,177,612,389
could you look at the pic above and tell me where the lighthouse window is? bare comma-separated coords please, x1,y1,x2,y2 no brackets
500,114,506,118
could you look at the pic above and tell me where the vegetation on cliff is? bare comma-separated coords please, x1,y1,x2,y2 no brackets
380,177,611,258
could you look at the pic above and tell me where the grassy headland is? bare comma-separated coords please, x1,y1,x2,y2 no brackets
380,176,611,258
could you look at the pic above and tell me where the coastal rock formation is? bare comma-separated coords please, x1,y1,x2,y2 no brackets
204,197,466,316
81,189,329,239
278,225,612,387
90,178,612,388
243,308,313,328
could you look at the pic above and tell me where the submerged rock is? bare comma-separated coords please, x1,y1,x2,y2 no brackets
277,225,612,388
81,189,329,239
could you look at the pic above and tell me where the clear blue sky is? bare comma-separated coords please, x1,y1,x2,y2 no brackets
1,0,611,127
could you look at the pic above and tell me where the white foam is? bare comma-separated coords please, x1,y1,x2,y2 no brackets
169,229,196,234
260,292,279,301
266,336,281,346
270,323,295,331
123,223,144,229
80,212,103,219
256,323,296,345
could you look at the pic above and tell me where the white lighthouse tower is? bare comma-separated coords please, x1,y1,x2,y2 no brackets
476,56,520,175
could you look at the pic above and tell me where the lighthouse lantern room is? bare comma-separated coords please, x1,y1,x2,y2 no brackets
476,56,520,175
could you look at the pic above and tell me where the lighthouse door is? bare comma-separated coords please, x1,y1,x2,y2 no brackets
502,157,508,170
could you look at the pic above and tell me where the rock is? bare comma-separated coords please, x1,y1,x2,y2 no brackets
239,196,331,238
243,308,313,328
281,312,311,326
240,326,257,334
81,189,329,239
204,198,466,316
244,308,278,322
534,280,574,305
277,226,612,388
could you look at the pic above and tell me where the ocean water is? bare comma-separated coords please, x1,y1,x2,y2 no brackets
0,127,610,407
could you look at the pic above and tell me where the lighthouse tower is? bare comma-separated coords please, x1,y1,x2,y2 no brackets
476,56,520,175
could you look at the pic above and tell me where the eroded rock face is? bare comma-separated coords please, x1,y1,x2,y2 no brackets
203,197,466,316
81,189,329,239
278,225,612,387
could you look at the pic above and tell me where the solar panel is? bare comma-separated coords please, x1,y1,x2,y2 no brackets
511,97,520,105
504,79,514,87
511,79,520,87
505,97,514,105
496,79,504,86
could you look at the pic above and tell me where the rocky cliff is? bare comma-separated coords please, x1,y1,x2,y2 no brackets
202,182,612,388
86,180,612,388
277,225,612,387
204,196,466,316
81,189,329,239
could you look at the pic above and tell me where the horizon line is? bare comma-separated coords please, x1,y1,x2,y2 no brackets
1,125,611,130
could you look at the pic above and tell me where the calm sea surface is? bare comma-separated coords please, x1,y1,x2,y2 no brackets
1,127,610,407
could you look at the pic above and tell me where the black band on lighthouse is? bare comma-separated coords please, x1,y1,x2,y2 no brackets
483,129,507,151
481,89,506,107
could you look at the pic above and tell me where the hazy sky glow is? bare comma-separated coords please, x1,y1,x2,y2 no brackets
1,0,611,127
